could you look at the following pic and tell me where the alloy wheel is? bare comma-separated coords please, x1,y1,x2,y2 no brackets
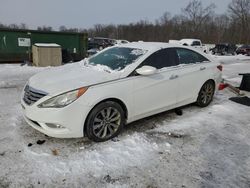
200,82,214,105
92,107,121,139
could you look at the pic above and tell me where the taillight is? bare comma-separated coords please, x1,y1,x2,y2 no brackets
218,83,228,90
217,65,223,71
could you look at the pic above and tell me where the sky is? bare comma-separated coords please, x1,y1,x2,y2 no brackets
0,0,232,30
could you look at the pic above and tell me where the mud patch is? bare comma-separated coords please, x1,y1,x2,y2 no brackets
0,177,11,188
102,174,130,184
146,131,190,140
199,171,214,181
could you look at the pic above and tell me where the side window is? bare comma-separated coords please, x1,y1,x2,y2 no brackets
141,48,178,69
191,41,201,46
176,48,209,65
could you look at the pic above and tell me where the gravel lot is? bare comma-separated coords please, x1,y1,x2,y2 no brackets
0,57,250,188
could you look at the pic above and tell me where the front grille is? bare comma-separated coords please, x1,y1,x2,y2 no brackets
23,85,47,105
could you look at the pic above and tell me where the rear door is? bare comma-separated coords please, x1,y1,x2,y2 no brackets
174,48,215,105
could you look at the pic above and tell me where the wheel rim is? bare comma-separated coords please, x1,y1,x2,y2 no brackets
92,107,121,139
200,83,214,105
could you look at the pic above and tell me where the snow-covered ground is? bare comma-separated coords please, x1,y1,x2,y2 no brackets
0,56,250,188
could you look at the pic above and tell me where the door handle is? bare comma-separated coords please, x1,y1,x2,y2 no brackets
200,67,206,71
170,75,178,80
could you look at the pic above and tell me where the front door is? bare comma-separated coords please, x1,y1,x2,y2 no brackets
130,48,180,121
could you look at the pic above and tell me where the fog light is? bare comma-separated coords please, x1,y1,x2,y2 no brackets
46,123,64,129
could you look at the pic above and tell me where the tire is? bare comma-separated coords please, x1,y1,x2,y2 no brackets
196,80,215,107
85,101,125,142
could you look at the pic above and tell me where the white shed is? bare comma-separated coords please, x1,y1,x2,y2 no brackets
32,43,62,67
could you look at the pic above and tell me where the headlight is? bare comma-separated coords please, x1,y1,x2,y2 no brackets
38,87,88,108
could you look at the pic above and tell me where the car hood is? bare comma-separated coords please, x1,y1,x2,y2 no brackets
28,62,121,95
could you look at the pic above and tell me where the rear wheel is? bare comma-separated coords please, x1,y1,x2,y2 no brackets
85,101,125,142
196,81,215,107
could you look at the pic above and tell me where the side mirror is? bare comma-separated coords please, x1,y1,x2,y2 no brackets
136,66,157,76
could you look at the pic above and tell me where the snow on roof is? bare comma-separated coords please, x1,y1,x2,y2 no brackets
180,38,201,42
179,39,201,44
34,43,61,47
120,41,183,51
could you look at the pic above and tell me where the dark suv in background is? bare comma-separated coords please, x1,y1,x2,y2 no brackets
88,37,116,50
210,43,237,55
236,45,250,56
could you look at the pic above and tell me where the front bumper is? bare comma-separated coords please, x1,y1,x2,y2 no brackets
21,93,91,138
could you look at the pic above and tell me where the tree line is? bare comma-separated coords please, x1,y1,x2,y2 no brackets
1,0,250,44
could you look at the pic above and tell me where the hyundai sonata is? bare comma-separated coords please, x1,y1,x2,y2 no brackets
21,42,222,142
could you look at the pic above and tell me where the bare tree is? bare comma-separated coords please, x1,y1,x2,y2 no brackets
0,22,7,29
19,23,28,29
3,0,250,44
0,23,28,29
182,0,216,35
159,12,172,25
37,26,53,31
9,24,20,29
212,15,227,42
65,28,79,32
59,25,67,31
228,0,250,43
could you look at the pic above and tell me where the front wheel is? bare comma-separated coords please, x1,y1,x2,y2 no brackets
85,101,125,142
196,81,215,107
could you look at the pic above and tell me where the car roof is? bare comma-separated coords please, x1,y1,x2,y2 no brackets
118,42,185,52
179,39,201,43
115,41,214,62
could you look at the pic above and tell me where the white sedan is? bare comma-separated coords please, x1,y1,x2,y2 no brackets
21,42,222,142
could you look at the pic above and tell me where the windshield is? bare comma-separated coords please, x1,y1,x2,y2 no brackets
88,47,147,70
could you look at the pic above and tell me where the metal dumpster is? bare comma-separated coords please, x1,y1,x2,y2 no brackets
0,28,88,63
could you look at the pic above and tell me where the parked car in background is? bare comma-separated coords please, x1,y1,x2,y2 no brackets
21,42,222,142
179,39,202,47
88,37,115,50
169,39,207,53
236,45,250,56
210,43,237,55
86,48,100,57
115,40,130,45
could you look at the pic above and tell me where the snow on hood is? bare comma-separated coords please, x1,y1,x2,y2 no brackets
28,61,121,95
